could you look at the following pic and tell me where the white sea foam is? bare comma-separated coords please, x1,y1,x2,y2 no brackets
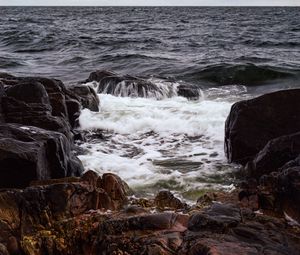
78,87,244,199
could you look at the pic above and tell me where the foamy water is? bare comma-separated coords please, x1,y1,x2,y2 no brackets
77,85,247,200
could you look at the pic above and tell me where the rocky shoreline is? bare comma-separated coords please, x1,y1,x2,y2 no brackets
0,71,300,255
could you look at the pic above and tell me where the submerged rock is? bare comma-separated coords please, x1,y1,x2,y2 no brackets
85,69,201,100
225,89,300,165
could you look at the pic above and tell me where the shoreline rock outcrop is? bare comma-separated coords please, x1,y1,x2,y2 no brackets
225,88,300,226
0,73,100,188
0,173,299,255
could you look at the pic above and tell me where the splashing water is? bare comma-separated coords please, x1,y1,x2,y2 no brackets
77,84,246,200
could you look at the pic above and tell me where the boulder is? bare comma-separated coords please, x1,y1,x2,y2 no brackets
5,81,50,105
68,84,99,112
1,75,83,132
85,70,116,83
0,123,83,188
225,89,300,165
177,84,201,99
188,203,241,232
245,132,300,178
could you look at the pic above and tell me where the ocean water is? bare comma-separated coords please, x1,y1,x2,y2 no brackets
1,7,300,199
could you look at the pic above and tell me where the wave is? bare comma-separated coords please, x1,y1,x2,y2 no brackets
0,57,24,68
243,39,300,47
178,64,299,86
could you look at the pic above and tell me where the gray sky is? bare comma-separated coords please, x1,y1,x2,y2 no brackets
0,0,299,6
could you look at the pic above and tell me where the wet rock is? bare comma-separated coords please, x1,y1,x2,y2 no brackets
87,70,203,100
280,154,300,170
245,132,300,178
186,238,258,255
196,193,215,206
0,83,4,123
97,173,130,210
0,244,9,255
101,212,188,235
65,98,81,128
2,79,73,139
5,81,50,105
85,69,116,83
188,203,241,232
0,123,83,188
177,84,200,99
0,75,85,134
81,170,99,187
154,190,186,210
225,89,300,165
68,84,99,112
98,75,168,98
277,167,300,222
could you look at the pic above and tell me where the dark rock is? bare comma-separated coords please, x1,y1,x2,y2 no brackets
225,89,300,165
245,132,300,178
0,72,15,80
98,75,170,98
5,81,50,105
0,123,83,188
86,70,202,100
277,167,300,222
279,154,300,170
100,212,188,235
0,83,4,123
188,203,241,232
69,84,99,112
85,70,117,83
177,84,200,99
154,190,185,210
66,98,81,128
0,75,85,135
186,238,258,255
2,79,74,139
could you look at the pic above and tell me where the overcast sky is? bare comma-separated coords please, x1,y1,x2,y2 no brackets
0,0,299,6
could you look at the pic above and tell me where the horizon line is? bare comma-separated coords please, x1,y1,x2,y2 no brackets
0,5,299,6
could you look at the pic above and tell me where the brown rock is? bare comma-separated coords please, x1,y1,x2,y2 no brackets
154,190,185,210
97,173,129,210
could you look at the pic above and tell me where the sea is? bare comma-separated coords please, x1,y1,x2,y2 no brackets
1,6,300,200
